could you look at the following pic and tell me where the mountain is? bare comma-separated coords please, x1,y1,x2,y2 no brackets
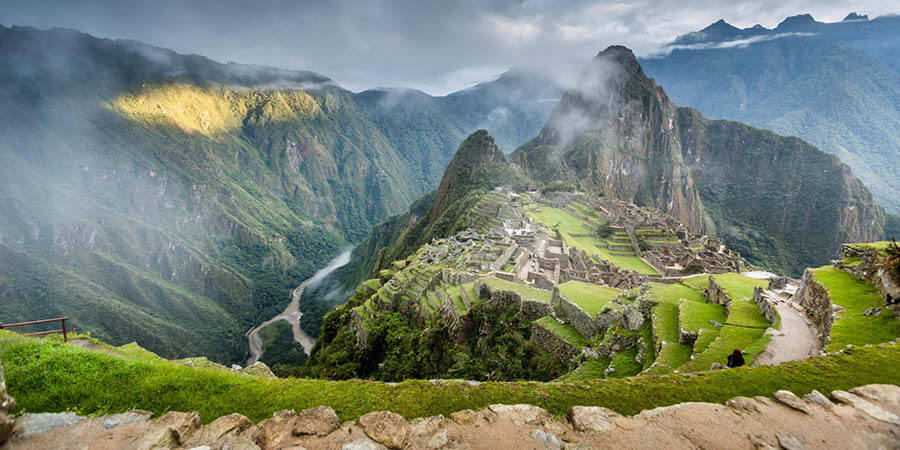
641,14,900,213
0,25,556,364
512,46,885,275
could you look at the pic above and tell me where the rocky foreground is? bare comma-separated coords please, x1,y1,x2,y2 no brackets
3,383,899,449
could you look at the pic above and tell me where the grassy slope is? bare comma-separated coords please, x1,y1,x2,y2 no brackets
2,331,898,423
812,266,900,351
558,281,620,317
534,316,588,348
482,277,551,303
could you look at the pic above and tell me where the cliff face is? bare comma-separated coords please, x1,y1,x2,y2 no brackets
512,46,885,275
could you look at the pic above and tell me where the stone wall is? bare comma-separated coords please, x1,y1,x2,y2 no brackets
795,269,833,345
350,308,370,352
555,291,600,339
530,323,579,364
752,286,777,324
521,300,552,322
706,276,731,312
0,360,14,445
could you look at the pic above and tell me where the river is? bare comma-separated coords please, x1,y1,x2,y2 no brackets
245,247,353,366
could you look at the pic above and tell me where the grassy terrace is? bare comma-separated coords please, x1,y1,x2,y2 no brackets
534,316,589,348
2,331,898,423
558,281,620,316
528,206,658,275
481,277,551,303
647,283,705,370
812,266,900,351
682,273,768,299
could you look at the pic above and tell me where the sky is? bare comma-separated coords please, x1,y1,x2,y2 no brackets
0,0,895,94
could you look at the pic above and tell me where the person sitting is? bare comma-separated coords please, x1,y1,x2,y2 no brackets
727,349,745,368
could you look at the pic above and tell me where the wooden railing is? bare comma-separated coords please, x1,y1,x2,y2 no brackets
0,317,69,342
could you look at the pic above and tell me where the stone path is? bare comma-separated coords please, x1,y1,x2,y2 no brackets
754,289,821,366
6,385,900,449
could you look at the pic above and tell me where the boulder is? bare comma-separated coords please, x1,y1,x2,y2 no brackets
239,361,276,378
0,360,15,445
567,406,620,432
358,411,410,449
257,410,302,449
101,410,154,429
773,390,809,414
408,416,448,449
831,389,900,425
623,304,644,331
342,436,387,450
449,409,480,425
293,406,340,437
184,413,257,448
12,412,86,439
802,390,833,408
488,404,552,425
776,433,806,450
131,411,202,450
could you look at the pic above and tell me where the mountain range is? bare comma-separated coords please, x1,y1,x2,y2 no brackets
640,13,900,213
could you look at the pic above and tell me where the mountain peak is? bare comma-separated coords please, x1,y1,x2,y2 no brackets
776,13,819,30
595,45,642,76
843,12,869,22
703,19,739,32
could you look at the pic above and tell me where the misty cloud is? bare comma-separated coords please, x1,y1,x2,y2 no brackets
0,0,896,94
651,32,818,56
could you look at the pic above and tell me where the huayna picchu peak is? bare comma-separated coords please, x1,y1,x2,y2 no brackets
1,6,899,449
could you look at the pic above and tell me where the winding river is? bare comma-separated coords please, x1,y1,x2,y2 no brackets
245,247,353,366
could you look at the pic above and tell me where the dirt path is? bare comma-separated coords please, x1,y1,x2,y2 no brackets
245,248,352,366
754,289,821,366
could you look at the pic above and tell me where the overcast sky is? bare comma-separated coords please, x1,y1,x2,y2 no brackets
0,0,895,94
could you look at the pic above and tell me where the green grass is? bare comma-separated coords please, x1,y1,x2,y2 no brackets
2,331,899,422
481,277,551,303
811,266,900,351
725,300,771,328
526,206,658,275
683,326,768,372
683,273,768,299
533,316,588,348
692,328,720,354
654,342,693,370
608,348,642,378
558,281,620,317
555,358,611,381
679,300,727,332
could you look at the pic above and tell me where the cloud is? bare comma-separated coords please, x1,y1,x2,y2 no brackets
650,32,818,57
0,0,896,94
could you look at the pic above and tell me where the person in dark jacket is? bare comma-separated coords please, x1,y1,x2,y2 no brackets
727,349,745,368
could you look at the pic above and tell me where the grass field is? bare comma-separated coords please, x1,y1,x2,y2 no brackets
679,300,728,332
811,266,900,351
527,206,658,275
534,316,589,348
2,331,898,423
558,281,620,316
683,273,768,299
481,277,552,303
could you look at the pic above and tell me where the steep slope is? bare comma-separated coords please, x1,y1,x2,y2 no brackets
642,16,900,212
512,46,884,275
0,25,552,363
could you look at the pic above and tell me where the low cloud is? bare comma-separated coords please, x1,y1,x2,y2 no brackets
650,32,818,57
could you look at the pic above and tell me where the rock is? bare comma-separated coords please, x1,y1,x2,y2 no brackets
849,384,900,404
12,412,86,438
239,361,276,378
293,406,340,437
604,367,615,376
862,307,882,316
488,404,552,425
773,390,809,414
343,437,387,450
408,416,448,449
802,390,833,408
0,360,15,445
358,411,410,449
748,434,777,449
830,390,900,425
101,410,154,429
530,429,561,449
132,411,202,450
776,433,805,450
257,410,302,449
709,362,725,371
623,304,644,331
567,406,620,432
709,320,723,327
726,397,762,414
449,409,480,424
184,413,255,447
581,347,599,359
